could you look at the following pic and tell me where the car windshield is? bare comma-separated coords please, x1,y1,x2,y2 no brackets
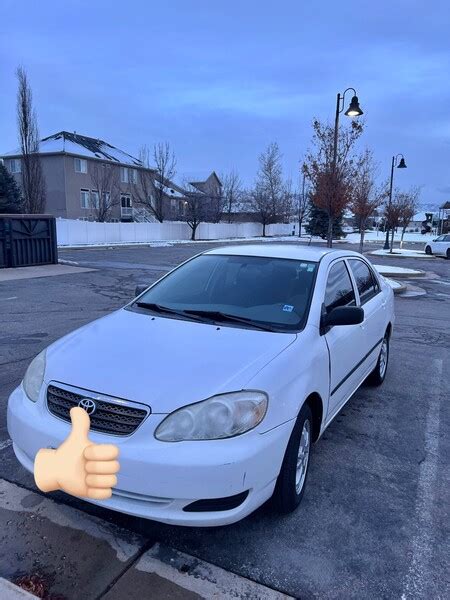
133,254,318,332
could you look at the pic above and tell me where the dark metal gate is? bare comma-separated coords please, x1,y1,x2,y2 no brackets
0,215,58,268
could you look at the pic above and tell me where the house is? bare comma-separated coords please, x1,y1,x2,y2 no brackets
438,201,450,234
1,131,222,223
405,211,436,233
1,131,156,221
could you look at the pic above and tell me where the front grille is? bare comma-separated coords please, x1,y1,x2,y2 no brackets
46,384,149,436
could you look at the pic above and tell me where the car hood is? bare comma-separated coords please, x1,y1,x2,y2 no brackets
45,309,296,413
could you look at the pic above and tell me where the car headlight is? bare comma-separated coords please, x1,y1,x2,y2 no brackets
22,349,47,402
154,390,268,442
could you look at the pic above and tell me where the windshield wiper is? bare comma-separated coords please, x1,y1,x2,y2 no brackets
135,301,203,322
183,309,275,332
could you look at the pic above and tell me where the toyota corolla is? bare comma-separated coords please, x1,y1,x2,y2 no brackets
8,245,394,526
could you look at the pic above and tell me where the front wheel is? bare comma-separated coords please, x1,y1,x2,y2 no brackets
446,249,450,260
425,245,432,255
367,334,389,386
272,403,312,514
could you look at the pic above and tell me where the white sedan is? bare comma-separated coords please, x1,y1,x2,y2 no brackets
424,234,450,258
8,245,395,526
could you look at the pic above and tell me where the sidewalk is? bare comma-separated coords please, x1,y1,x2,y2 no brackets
0,479,292,600
0,264,94,282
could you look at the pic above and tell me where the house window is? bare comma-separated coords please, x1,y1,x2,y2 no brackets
102,191,110,206
80,189,90,209
121,194,133,217
130,169,138,184
90,190,100,209
120,167,129,183
74,158,87,173
9,158,21,173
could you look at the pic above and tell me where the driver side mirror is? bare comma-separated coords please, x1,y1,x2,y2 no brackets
321,306,364,330
135,284,148,297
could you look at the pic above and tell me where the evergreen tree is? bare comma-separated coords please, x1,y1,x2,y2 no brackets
0,163,23,213
305,200,344,239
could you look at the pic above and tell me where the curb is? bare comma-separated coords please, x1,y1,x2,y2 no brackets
0,578,37,599
385,279,407,295
369,251,435,259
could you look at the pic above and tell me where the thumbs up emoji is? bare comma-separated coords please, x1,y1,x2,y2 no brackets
34,407,120,499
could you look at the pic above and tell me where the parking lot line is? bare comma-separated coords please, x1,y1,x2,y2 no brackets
401,358,443,600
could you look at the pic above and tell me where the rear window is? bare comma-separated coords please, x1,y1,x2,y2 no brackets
348,259,379,304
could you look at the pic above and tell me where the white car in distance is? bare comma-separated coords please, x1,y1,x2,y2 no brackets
424,234,450,258
8,245,395,526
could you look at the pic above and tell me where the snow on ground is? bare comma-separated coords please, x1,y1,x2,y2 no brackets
384,278,405,292
370,248,434,258
372,264,423,277
343,231,435,245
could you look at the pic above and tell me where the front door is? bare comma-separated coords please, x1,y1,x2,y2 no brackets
323,260,364,419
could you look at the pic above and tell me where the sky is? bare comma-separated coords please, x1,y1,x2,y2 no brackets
1,0,449,208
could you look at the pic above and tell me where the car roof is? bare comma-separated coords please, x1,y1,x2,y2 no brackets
203,244,362,262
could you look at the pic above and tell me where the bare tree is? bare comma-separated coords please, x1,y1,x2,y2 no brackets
182,183,214,240
248,142,286,236
221,170,243,223
202,178,224,224
398,187,420,248
384,190,403,253
304,119,364,247
16,66,46,213
89,162,121,222
350,149,388,253
136,143,176,222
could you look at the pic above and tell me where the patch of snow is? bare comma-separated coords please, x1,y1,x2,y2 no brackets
384,278,404,290
370,248,434,258
343,231,438,244
373,264,423,276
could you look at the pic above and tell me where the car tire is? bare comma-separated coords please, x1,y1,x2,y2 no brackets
367,334,389,386
272,403,312,514
425,245,432,255
446,249,450,260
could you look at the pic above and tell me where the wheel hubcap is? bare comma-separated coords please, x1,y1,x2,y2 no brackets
295,420,311,494
379,339,388,378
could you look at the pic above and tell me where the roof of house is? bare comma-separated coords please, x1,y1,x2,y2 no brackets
3,131,142,167
440,201,450,210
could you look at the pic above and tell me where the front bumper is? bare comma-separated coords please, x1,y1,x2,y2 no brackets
7,385,293,526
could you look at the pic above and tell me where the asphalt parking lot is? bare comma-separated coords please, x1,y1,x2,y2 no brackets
1,239,449,599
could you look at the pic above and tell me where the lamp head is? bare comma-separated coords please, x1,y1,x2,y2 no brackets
344,95,363,117
397,157,407,168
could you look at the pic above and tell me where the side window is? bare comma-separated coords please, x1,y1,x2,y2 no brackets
324,261,356,314
348,259,379,304
444,235,450,242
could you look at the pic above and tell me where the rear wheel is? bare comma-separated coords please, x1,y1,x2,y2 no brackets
446,249,450,260
367,334,389,386
273,403,312,514
425,245,432,255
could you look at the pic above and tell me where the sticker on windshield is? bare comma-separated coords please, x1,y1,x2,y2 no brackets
307,264,315,272
282,304,294,312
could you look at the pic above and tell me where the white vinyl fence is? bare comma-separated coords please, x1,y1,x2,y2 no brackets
56,219,294,247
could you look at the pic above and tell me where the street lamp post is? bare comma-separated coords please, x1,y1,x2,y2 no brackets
383,154,407,250
332,88,363,168
327,88,363,246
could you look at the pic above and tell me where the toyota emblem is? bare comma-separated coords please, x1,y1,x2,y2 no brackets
78,398,97,415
